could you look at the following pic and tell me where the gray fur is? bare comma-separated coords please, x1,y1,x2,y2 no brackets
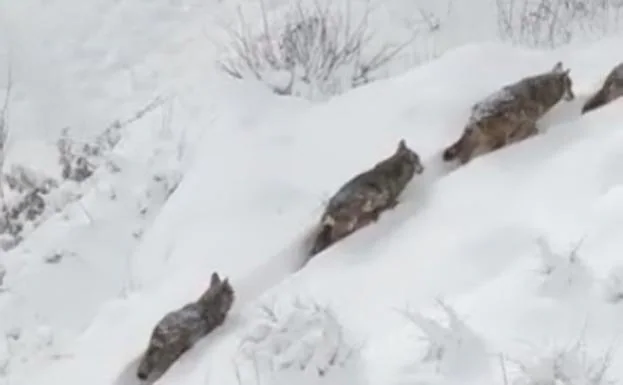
582,62,623,114
136,272,235,381
443,61,574,165
309,139,424,256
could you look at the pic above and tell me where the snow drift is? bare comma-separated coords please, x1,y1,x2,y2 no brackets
14,36,623,385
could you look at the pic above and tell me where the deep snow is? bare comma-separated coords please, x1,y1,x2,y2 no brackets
4,0,623,385
7,34,623,385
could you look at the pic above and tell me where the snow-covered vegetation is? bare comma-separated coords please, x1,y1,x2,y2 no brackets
3,0,623,385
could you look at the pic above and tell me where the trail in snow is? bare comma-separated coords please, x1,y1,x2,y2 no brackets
116,93,589,385
114,218,323,384
115,311,248,385
19,36,623,385
302,91,586,261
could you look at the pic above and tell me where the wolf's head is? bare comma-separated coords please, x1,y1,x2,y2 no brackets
199,272,235,318
137,325,168,380
551,61,575,101
395,139,424,174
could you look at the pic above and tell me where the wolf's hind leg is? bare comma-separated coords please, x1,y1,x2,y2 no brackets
457,140,477,164
442,132,467,162
489,130,507,151
387,198,399,210
509,121,538,144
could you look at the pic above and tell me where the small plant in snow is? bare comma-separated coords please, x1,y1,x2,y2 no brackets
56,123,122,182
534,236,593,298
234,297,365,385
219,0,413,100
0,164,59,247
506,338,617,385
3,164,58,194
398,299,488,379
0,97,167,252
56,96,164,182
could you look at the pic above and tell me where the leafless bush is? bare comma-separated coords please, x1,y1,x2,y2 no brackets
0,120,124,251
0,96,167,252
57,96,164,182
505,338,617,385
496,0,623,48
397,299,488,379
533,236,593,298
0,164,60,248
219,0,414,100
234,297,365,385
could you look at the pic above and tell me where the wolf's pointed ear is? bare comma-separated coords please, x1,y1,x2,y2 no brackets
210,272,221,287
563,68,571,76
552,61,564,73
398,139,407,151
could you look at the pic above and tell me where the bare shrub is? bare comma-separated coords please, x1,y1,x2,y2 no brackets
0,164,60,248
496,0,623,48
219,0,414,100
234,297,365,385
57,96,164,182
505,338,617,385
533,236,593,298
397,299,488,380
0,96,167,252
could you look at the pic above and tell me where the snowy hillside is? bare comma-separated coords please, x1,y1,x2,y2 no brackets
12,34,623,385
3,0,623,385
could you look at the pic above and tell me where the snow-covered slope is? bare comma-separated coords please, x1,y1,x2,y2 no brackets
16,35,623,385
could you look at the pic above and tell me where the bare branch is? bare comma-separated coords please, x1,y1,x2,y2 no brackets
496,0,623,47
217,0,414,99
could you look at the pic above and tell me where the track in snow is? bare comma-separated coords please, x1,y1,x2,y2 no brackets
114,91,592,385
113,220,321,385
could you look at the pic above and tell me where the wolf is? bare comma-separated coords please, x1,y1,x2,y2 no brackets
309,139,424,257
581,62,623,114
442,61,575,165
136,272,235,381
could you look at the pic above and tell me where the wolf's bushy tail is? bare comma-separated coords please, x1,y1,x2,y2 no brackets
442,140,462,161
308,224,333,258
582,88,608,114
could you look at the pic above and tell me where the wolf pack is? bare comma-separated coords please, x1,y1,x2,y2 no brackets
134,60,623,382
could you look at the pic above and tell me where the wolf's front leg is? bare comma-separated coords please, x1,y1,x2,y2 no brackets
519,122,539,140
511,121,538,143
368,208,382,222
489,130,507,151
386,197,399,210
457,144,474,165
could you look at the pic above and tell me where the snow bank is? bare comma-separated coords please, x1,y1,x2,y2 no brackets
16,36,623,385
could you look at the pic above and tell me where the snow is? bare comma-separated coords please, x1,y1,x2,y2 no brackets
468,87,516,124
4,1,623,385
